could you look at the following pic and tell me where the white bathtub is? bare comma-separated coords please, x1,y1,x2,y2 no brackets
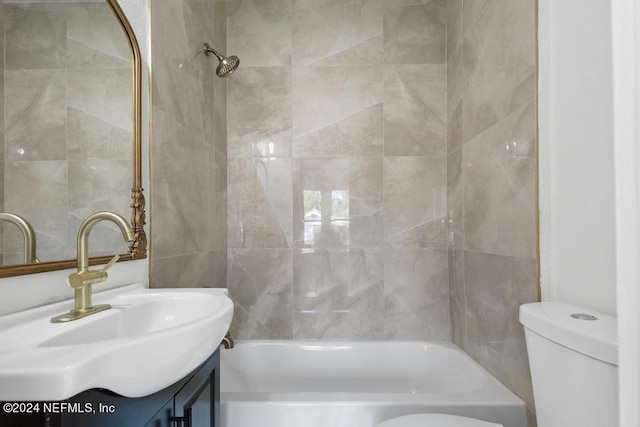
220,341,526,427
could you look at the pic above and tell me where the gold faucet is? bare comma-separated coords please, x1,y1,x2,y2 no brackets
0,213,38,264
51,212,135,323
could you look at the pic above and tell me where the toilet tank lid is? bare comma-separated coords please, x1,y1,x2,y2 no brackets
519,302,617,365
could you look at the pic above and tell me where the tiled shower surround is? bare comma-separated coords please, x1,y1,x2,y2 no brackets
150,0,537,419
227,0,451,341
225,0,537,414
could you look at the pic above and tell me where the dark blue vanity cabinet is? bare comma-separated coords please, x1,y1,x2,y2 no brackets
0,349,221,427
144,349,221,427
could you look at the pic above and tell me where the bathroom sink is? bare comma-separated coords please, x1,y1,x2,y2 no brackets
0,284,234,401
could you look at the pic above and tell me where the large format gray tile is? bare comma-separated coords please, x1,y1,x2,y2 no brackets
463,250,537,409
463,102,536,259
384,65,446,156
292,0,381,66
384,248,450,339
227,0,292,67
462,0,535,142
383,0,445,65
5,3,67,70
293,248,384,339
227,249,294,339
384,156,446,248
227,67,292,158
293,158,383,249
228,158,293,248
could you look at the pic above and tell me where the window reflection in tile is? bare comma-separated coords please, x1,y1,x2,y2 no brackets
303,189,350,247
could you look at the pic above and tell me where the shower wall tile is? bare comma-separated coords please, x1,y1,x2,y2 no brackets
383,248,450,340
151,0,215,136
293,104,383,158
461,0,535,143
67,108,131,161
448,248,465,345
68,159,132,257
463,250,537,409
213,2,228,257
228,249,294,339
227,0,292,67
5,3,67,70
445,0,462,57
383,64,446,156
150,0,227,288
184,0,217,42
383,0,446,65
67,159,131,219
66,2,131,70
213,189,227,249
228,158,293,248
447,144,464,249
292,0,381,67
152,176,216,258
446,0,537,417
293,248,384,339
0,133,3,261
463,102,536,259
293,158,383,249
5,161,68,261
152,251,217,289
292,65,383,140
227,67,292,158
213,1,228,161
446,46,463,127
5,70,66,162
384,156,446,248
0,84,3,149
151,107,216,259
447,86,463,156
0,2,5,134
152,108,213,191
290,59,384,158
152,53,210,138
67,68,133,133
0,132,4,198
227,0,451,341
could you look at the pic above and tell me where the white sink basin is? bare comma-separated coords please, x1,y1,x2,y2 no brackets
0,284,234,401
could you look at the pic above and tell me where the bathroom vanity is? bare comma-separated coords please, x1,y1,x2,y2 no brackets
0,350,220,427
0,284,233,427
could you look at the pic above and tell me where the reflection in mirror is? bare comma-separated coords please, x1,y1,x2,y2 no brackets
0,0,138,268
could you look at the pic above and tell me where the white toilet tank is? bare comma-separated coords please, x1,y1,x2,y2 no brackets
520,302,618,427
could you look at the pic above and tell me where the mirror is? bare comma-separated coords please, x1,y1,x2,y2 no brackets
0,0,145,277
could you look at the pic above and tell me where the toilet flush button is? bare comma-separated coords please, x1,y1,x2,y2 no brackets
571,313,598,321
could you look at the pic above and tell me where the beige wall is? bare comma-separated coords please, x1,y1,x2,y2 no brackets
226,0,451,340
538,0,616,315
446,0,538,421
149,0,227,288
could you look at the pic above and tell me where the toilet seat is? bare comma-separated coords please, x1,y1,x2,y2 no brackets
376,413,503,427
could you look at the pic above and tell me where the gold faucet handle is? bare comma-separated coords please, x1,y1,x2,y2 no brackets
68,254,121,288
101,254,120,272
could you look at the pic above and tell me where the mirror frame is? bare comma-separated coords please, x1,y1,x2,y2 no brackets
0,0,147,278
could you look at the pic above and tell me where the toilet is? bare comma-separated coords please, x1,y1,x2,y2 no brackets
376,413,502,427
520,301,618,427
